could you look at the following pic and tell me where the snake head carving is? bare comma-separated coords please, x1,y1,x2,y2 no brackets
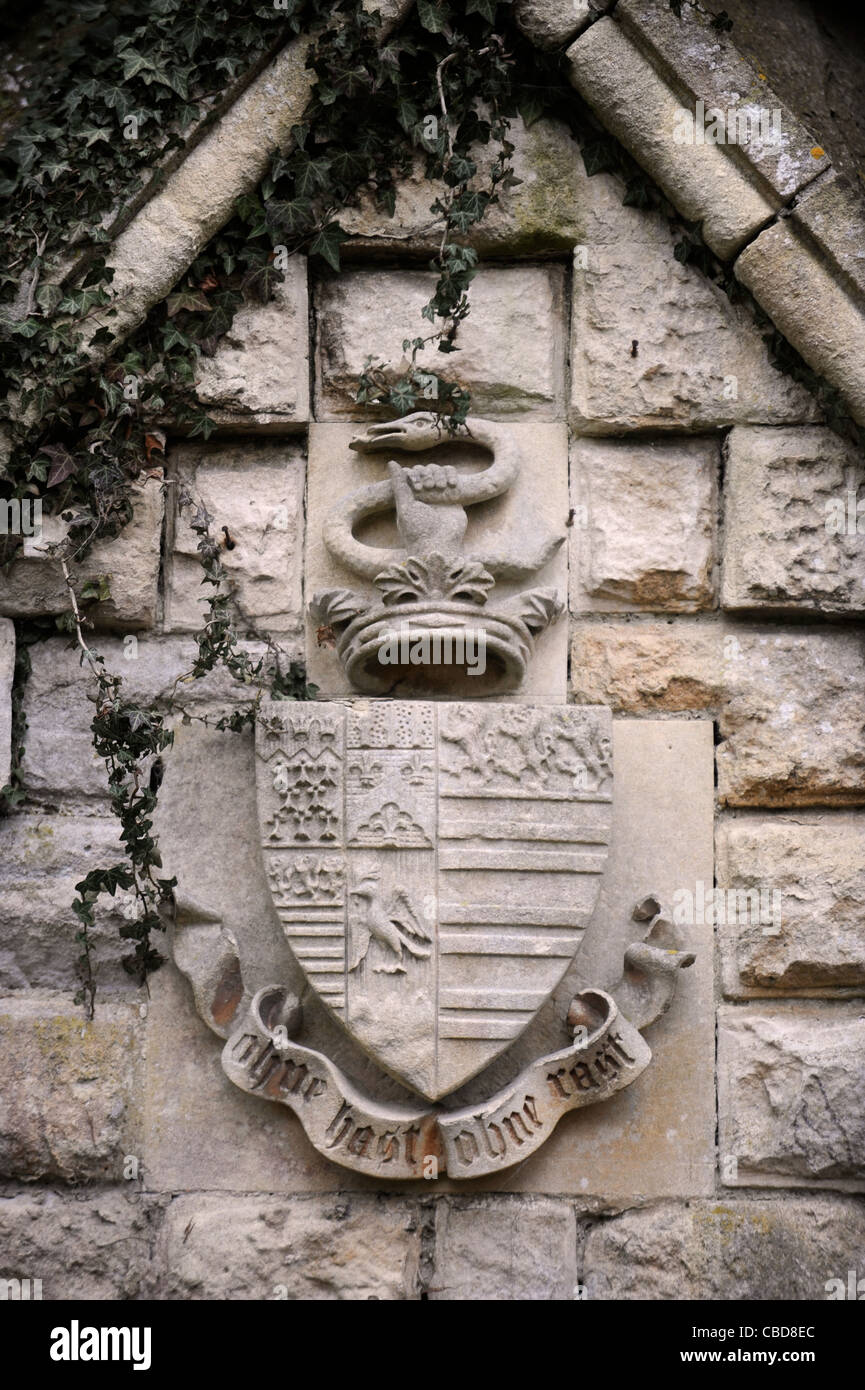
349,413,445,453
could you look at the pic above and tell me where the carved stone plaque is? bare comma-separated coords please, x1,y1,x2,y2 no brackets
255,701,613,1100
170,697,695,1180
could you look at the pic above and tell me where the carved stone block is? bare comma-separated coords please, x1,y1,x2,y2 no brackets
306,421,569,700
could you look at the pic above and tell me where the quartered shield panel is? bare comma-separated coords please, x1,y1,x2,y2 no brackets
255,701,613,1102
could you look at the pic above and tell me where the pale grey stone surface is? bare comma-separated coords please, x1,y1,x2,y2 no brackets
146,717,714,1200
722,426,865,614
430,1197,578,1299
192,258,310,426
150,1194,422,1300
306,423,569,701
514,0,599,50
718,1003,865,1187
0,618,12,789
616,0,830,201
0,995,141,1182
0,814,135,991
717,814,865,998
573,621,865,807
570,436,717,611
0,1188,163,1300
566,19,776,260
716,627,865,807
314,266,567,421
19,635,277,798
584,1196,865,1299
164,439,305,635
735,218,865,428
339,116,586,258
569,215,819,433
0,478,163,628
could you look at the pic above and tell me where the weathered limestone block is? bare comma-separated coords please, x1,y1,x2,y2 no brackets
0,1188,162,1300
0,477,163,629
717,814,865,997
615,0,830,202
570,436,717,611
584,1197,865,1299
0,995,141,1182
572,622,865,805
164,440,305,634
192,258,309,426
735,176,865,427
566,19,776,260
717,627,865,807
150,1194,422,1299
430,1197,578,1300
314,266,566,420
0,617,13,788
570,620,725,711
570,224,819,432
20,635,277,798
340,117,586,257
0,814,137,991
514,0,601,50
718,1003,865,1184
722,426,865,614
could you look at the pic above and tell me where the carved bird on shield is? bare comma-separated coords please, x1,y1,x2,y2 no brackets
347,871,432,974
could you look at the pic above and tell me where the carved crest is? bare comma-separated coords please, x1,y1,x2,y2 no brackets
255,700,613,1100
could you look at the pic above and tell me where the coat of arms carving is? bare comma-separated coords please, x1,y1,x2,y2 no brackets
173,419,695,1179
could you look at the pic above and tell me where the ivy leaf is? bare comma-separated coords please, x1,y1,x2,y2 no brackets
465,0,498,20
417,0,451,33
122,52,155,81
309,221,349,271
518,93,545,129
166,289,211,317
41,444,77,488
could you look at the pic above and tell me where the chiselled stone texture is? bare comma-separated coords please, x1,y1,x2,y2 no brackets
339,117,586,258
569,208,819,433
716,628,865,808
0,1188,163,1300
0,617,13,789
314,266,566,420
572,622,865,807
430,1197,578,1300
570,620,726,712
0,477,163,629
191,257,309,426
736,173,865,428
0,996,141,1182
165,439,305,635
149,1194,422,1299
615,0,830,202
722,426,865,614
718,1003,865,1186
514,0,603,51
584,1197,865,1299
717,814,865,998
570,436,717,611
20,635,277,799
566,19,776,261
0,815,135,991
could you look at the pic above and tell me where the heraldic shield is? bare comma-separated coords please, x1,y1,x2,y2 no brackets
255,699,613,1102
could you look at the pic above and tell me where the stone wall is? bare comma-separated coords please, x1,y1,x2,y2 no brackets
2,13,864,1301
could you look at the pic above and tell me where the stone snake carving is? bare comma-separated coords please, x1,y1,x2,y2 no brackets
323,412,564,583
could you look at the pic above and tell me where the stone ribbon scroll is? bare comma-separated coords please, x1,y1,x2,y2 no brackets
222,986,650,1179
